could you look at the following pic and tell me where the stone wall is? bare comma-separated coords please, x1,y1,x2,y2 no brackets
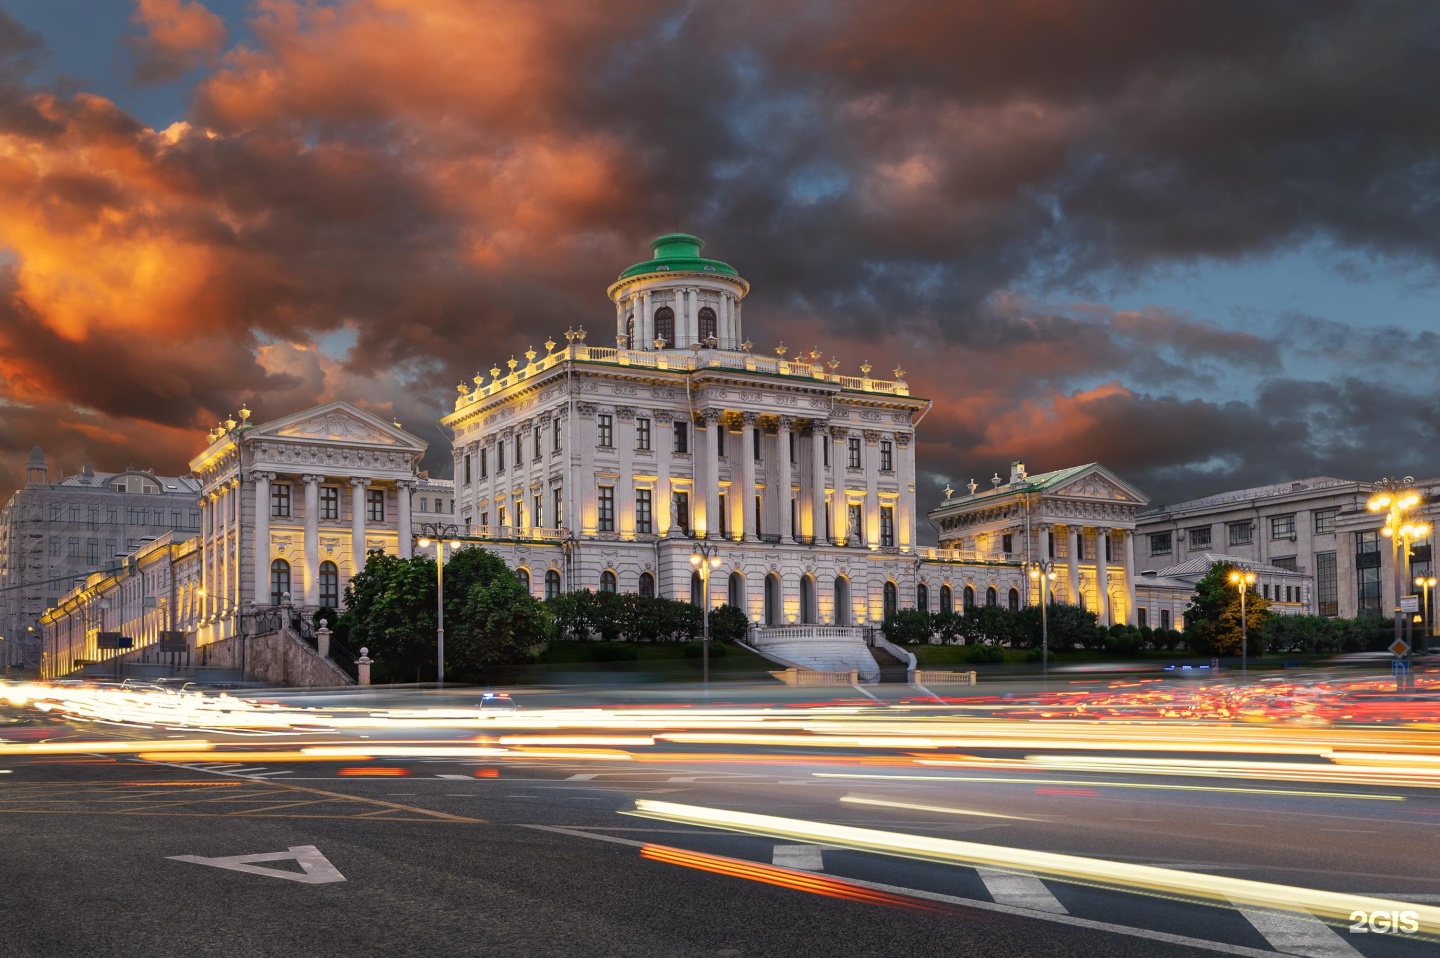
195,627,352,687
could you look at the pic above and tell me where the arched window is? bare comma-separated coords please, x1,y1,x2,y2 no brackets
728,571,744,608
319,561,339,610
800,575,817,624
883,581,898,617
764,574,782,626
834,576,851,626
986,586,998,607
269,559,290,606
545,569,561,599
940,584,953,614
600,570,617,593
639,571,655,597
698,306,717,344
625,314,634,348
963,585,975,612
517,568,531,593
690,570,703,606
917,583,929,613
655,306,675,347
1008,587,1020,611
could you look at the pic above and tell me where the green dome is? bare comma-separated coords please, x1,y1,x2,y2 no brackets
617,233,740,280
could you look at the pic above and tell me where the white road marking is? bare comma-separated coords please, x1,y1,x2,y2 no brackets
226,767,267,774
772,844,824,871
436,774,473,780
566,773,599,781
666,776,698,783
168,845,345,885
977,868,1068,914
1232,905,1362,958
519,825,1286,957
247,770,293,778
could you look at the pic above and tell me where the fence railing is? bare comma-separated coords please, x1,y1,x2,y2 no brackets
770,668,860,686
912,669,979,686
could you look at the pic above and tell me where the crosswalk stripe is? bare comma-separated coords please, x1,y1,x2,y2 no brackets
566,773,599,781
977,868,1068,914
772,844,825,871
1233,905,1361,958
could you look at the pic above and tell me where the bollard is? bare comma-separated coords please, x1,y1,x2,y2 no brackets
357,647,372,686
316,618,330,658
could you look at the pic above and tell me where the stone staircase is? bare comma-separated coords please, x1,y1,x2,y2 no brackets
746,626,880,683
868,644,910,684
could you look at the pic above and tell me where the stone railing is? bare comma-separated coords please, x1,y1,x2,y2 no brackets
915,546,1022,564
771,668,860,686
465,525,565,542
912,669,979,686
453,344,910,411
750,626,864,645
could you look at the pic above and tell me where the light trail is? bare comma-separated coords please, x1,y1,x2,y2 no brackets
626,800,1440,935
839,796,1046,820
814,773,1406,801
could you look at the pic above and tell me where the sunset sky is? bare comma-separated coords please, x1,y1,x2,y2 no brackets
1,1,1438,517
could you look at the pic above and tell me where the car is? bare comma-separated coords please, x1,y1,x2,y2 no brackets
478,693,518,710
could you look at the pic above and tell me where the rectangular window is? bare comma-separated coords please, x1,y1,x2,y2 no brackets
1160,609,1171,630
189,511,198,527
1229,522,1254,546
1262,584,1270,600
1271,515,1295,539
753,428,762,462
515,435,523,465
366,488,385,522
635,489,652,534
881,506,895,547
480,511,489,529
1150,532,1172,556
553,489,562,531
419,497,428,512
717,424,726,457
673,421,688,454
553,421,562,453
675,491,690,535
514,498,524,528
597,486,614,532
824,502,831,542
87,539,99,564
1002,533,1013,554
107,507,118,524
320,486,339,520
51,504,61,521
497,442,505,473
1313,508,1338,534
49,536,60,557
105,538,116,559
823,435,830,468
534,493,544,529
718,493,728,538
498,505,507,529
271,483,291,518
598,414,613,448
87,508,98,530
1189,526,1211,550
171,511,181,526
480,447,488,478
1271,555,1298,570
847,437,861,469
68,537,80,558
534,428,542,460
789,432,797,464
880,440,893,472
1138,607,1148,628
464,454,472,484
1354,532,1381,615
847,503,862,542
636,417,651,451
1076,535,1088,561
755,495,763,536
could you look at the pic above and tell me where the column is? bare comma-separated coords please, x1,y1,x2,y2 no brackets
351,478,370,574
1067,526,1080,605
1122,529,1137,626
1098,527,1112,625
396,479,415,558
217,485,230,612
739,412,759,541
200,495,211,620
252,472,272,608
701,409,722,539
655,410,674,534
829,427,846,545
896,432,914,551
776,416,794,541
681,288,692,344
808,419,827,543
231,479,241,613
615,299,625,345
616,410,635,536
641,291,652,347
863,430,880,547
302,475,322,607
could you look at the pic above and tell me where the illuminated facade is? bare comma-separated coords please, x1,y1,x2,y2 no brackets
442,233,946,629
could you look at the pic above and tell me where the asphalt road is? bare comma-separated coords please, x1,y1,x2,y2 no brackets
2,693,1438,958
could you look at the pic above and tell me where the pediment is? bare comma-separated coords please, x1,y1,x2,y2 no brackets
1050,468,1148,504
252,401,427,452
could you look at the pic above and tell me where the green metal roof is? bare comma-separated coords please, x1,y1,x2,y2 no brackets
1021,463,1098,491
618,233,740,280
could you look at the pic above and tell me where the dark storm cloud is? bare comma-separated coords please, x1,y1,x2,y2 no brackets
0,0,1437,504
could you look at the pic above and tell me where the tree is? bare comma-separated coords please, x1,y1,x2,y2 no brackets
1184,562,1271,656
881,609,933,644
452,573,551,674
708,604,750,644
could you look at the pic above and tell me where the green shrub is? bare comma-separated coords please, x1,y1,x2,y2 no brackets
967,644,1005,664
882,609,934,644
707,604,750,644
683,640,727,659
590,642,639,662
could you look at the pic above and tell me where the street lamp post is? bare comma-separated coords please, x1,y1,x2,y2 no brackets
1416,575,1437,654
1028,560,1057,683
689,541,723,692
417,523,463,689
1368,478,1425,654
1228,569,1256,675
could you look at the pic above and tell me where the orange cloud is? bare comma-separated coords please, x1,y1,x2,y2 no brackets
130,0,228,83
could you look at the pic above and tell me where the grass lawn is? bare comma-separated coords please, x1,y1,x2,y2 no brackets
515,640,775,682
909,645,1198,667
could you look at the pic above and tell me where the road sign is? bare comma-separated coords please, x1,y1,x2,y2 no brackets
167,845,345,884
1400,595,1420,613
96,632,132,649
1389,638,1410,657
158,630,187,652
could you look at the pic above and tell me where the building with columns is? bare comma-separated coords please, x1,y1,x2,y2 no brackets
443,233,942,638
928,462,1149,626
